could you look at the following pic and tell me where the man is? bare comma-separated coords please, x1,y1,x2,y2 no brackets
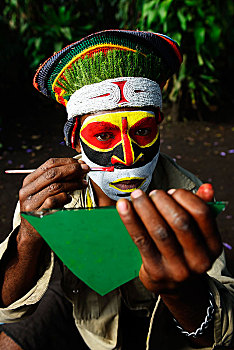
0,30,233,349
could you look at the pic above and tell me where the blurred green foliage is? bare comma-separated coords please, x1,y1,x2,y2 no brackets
0,0,233,121
117,0,234,120
0,0,118,128
1,0,118,68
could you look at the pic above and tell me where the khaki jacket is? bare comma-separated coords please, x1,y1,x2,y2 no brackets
0,154,234,350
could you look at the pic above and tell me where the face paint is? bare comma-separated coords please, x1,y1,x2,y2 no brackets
80,110,160,201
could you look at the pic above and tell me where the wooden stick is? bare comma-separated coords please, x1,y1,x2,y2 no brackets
5,169,35,174
5,166,115,174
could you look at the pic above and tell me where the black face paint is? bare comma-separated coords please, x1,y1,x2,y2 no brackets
79,111,161,201
80,135,160,168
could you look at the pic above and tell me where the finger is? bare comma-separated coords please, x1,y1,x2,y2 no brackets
40,192,72,210
23,158,89,186
20,162,89,200
116,199,160,264
78,159,86,164
167,188,176,195
130,190,189,279
23,158,78,185
170,189,222,258
196,183,214,202
22,181,84,211
149,190,212,273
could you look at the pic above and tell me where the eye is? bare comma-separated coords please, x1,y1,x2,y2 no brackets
95,132,115,141
135,128,151,136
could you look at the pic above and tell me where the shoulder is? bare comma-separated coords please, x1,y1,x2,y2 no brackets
149,153,203,193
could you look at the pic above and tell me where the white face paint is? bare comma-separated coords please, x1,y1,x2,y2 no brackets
81,145,159,201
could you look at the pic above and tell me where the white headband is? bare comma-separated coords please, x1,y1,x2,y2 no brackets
66,77,162,119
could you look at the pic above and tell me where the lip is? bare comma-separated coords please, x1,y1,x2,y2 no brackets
109,178,146,192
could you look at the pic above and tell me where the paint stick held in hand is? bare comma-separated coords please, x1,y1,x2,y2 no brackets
5,169,36,174
5,166,115,174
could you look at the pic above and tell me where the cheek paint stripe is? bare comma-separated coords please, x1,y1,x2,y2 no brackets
111,155,127,165
111,151,144,166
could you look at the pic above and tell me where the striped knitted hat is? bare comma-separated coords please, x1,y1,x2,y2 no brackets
33,29,182,146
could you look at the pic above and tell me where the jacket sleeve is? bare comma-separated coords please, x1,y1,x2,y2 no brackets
148,253,234,350
206,251,234,347
0,201,54,323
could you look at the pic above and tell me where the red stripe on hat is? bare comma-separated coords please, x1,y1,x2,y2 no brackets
156,34,183,64
112,81,129,103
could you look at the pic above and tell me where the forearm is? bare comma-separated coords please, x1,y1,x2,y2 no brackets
0,224,46,307
160,275,214,347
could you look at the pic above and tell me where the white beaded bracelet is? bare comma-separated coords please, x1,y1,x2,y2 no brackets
173,291,215,338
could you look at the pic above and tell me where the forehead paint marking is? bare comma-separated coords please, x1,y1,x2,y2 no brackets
109,177,146,193
81,110,155,128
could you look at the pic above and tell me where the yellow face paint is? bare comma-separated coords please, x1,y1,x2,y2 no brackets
81,110,158,149
80,110,159,167
109,177,146,193
79,109,161,201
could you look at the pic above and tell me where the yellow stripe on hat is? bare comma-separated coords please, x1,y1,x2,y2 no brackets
52,44,141,98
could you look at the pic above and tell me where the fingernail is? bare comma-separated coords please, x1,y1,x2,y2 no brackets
167,189,176,195
117,199,129,214
149,190,158,197
81,164,89,171
131,189,143,199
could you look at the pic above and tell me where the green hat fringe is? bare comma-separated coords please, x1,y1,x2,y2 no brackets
55,50,170,99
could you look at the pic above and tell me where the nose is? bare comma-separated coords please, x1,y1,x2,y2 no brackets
111,117,143,166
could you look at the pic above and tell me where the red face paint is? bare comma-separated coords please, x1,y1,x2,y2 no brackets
80,121,121,150
91,166,114,172
115,117,134,166
80,110,160,167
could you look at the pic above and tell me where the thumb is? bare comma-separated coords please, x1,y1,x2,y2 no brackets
196,183,214,202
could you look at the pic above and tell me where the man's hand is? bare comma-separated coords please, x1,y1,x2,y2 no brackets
0,158,89,306
20,157,89,212
19,157,89,238
116,186,222,345
117,187,221,294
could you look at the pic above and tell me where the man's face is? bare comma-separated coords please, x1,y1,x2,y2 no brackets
77,108,160,201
